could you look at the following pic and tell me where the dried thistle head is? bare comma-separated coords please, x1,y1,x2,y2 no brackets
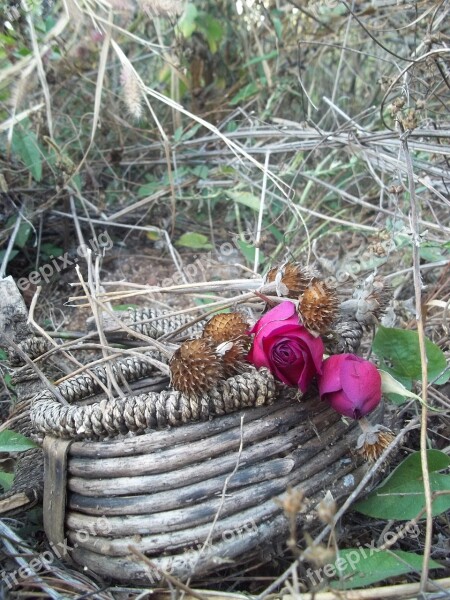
203,312,250,376
266,262,315,298
298,280,339,333
356,423,395,462
137,0,184,17
302,533,336,568
170,338,224,398
203,312,249,342
275,487,306,517
340,274,391,327
316,491,337,525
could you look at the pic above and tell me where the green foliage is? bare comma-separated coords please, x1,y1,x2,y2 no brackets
176,232,213,249
236,239,265,266
11,119,43,182
225,190,261,212
373,326,449,403
0,430,37,452
177,4,223,52
330,549,442,589
230,79,265,105
354,450,450,520
0,472,14,491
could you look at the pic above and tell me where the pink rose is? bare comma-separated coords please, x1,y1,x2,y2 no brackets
248,301,324,392
318,354,381,419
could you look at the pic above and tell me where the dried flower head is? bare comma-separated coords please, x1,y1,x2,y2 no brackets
203,312,249,342
298,280,339,333
302,532,336,568
202,312,250,376
316,491,337,525
340,274,391,327
356,422,395,462
275,487,306,517
120,64,143,120
266,262,315,298
137,0,184,17
170,338,224,398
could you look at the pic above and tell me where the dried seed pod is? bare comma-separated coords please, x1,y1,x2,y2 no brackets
340,274,391,327
324,318,364,355
266,262,315,298
170,338,224,398
298,280,339,333
203,312,249,342
203,312,250,376
356,424,395,462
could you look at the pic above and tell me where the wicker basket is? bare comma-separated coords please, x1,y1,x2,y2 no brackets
36,361,376,584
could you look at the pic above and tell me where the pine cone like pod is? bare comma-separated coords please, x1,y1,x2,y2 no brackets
341,275,392,327
266,262,315,298
203,313,250,376
170,338,224,398
324,318,364,355
370,277,392,320
298,280,339,333
203,312,249,342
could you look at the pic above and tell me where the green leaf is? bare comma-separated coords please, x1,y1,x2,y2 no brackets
14,220,33,248
354,450,450,520
192,165,209,179
40,243,64,259
177,3,197,38
330,549,443,589
11,122,43,181
236,240,265,266
373,326,449,385
0,430,37,452
225,191,260,212
0,249,18,264
138,181,159,198
420,242,448,263
229,80,263,105
0,472,14,492
196,14,222,53
243,50,279,67
113,304,140,311
176,232,213,250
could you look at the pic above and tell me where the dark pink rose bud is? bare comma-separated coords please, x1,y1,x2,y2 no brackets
247,301,324,392
318,354,381,419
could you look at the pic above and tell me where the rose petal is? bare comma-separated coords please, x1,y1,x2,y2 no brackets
249,301,298,335
268,338,303,385
326,389,358,419
318,354,348,396
340,356,381,415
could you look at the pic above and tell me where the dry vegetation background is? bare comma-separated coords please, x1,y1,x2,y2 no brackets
0,0,449,598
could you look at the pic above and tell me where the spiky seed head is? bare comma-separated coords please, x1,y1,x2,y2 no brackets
202,312,249,342
170,338,224,398
298,280,339,333
266,262,315,298
203,312,250,376
356,427,395,462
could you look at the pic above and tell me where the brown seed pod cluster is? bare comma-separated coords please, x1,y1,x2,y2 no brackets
170,312,250,397
298,280,339,334
266,262,315,298
202,312,250,377
169,338,224,399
